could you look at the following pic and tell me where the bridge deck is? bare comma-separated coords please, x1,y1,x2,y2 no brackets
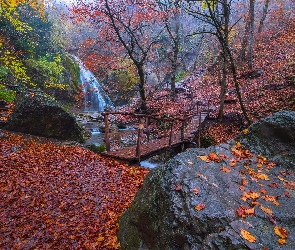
101,112,207,163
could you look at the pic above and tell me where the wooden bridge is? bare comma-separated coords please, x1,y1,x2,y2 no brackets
101,102,210,163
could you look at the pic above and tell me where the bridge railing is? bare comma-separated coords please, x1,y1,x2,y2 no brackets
101,100,210,161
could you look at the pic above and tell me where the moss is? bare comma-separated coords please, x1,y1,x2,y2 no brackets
62,54,80,90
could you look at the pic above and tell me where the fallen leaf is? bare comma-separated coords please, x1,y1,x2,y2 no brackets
242,129,248,134
262,195,279,206
268,182,278,188
241,191,260,201
195,203,206,210
174,185,182,191
188,161,194,165
208,152,220,162
97,236,105,242
260,188,267,194
274,226,288,239
241,179,248,186
240,229,256,243
193,188,199,195
260,205,273,215
197,155,209,162
284,191,290,198
220,167,231,172
257,173,270,180
278,239,287,245
278,176,286,182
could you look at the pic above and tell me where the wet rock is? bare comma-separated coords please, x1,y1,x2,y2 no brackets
5,91,85,142
118,110,295,249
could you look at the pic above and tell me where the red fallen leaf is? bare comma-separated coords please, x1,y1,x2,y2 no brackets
236,205,255,217
219,153,227,159
174,185,182,191
260,188,267,194
280,171,286,176
268,182,279,188
284,191,290,198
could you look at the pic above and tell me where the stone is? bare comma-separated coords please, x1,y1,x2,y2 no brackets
118,110,295,249
5,91,85,142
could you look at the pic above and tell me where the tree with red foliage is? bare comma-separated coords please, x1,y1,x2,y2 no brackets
71,0,165,112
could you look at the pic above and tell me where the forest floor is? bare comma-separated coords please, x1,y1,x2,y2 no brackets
0,131,149,249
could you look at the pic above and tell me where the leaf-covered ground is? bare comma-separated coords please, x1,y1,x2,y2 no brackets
0,131,149,249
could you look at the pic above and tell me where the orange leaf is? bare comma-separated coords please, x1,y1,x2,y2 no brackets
260,188,267,194
208,152,220,162
220,167,231,172
260,205,273,215
193,188,199,195
274,226,288,239
240,228,256,243
278,239,287,245
241,179,248,186
195,203,206,210
262,195,279,206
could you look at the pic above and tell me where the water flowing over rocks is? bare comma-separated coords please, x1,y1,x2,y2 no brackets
5,91,85,142
118,110,295,249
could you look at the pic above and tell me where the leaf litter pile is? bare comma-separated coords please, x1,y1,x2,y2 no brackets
0,131,149,249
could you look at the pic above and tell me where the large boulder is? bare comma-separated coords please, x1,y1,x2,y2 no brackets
5,91,84,142
118,110,295,249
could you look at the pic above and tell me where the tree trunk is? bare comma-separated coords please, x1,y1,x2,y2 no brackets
239,20,250,62
258,0,270,33
226,45,251,124
247,0,255,70
218,58,227,122
137,64,147,112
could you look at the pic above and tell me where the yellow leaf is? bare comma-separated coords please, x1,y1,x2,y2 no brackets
197,155,209,162
260,205,273,215
274,226,288,239
240,229,256,243
236,142,241,148
242,129,248,134
257,173,270,180
278,238,287,245
188,161,194,165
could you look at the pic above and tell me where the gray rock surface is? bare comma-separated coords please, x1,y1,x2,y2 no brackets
118,110,295,249
5,91,84,142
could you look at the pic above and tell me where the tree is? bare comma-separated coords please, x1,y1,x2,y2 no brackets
177,0,251,124
71,0,165,112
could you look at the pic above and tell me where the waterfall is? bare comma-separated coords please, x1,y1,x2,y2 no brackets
73,56,113,112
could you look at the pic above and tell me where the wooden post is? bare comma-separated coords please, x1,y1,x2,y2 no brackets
146,117,150,142
136,117,144,162
169,121,174,147
104,113,110,152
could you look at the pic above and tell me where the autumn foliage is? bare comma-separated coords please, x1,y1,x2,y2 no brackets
0,131,148,249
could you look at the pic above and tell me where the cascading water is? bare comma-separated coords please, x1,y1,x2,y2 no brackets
73,56,113,112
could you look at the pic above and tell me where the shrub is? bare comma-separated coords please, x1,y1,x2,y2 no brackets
88,144,106,153
0,84,16,103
